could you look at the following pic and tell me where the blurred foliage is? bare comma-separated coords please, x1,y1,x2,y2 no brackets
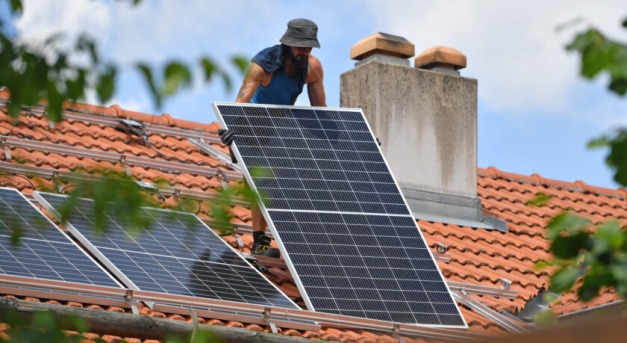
45,170,160,236
0,1,253,341
0,0,249,120
533,16,627,319
541,213,627,301
566,16,627,186
0,309,88,343
209,166,272,237
0,307,224,342
587,129,627,186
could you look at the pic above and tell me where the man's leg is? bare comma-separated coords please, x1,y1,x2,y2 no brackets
251,201,280,257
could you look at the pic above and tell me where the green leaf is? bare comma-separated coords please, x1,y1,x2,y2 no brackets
532,310,557,328
9,222,22,246
46,82,64,122
163,61,192,96
199,57,233,92
96,65,116,103
610,263,627,283
200,57,216,81
526,193,552,207
231,55,250,75
550,266,580,292
606,130,627,186
587,136,609,149
136,63,162,109
69,316,90,333
551,232,591,259
609,78,627,95
533,259,555,270
75,34,99,65
595,220,624,251
220,69,232,92
546,212,590,240
578,267,612,301
31,311,57,331
66,68,87,101
10,0,23,15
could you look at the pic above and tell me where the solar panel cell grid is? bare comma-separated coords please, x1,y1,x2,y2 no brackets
36,192,297,309
0,188,120,288
214,103,466,327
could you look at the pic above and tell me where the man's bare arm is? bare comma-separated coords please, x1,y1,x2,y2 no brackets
306,56,327,107
235,62,271,103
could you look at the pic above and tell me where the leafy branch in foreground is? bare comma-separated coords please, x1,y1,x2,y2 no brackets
588,129,627,186
46,170,160,235
0,310,86,343
538,212,627,301
208,166,272,237
566,15,627,186
0,0,249,122
534,15,627,311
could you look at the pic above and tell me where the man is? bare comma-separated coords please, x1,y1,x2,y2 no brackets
219,19,327,257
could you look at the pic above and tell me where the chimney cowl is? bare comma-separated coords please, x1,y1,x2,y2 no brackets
415,46,467,73
350,32,415,62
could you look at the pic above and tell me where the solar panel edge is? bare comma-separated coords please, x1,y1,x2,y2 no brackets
33,191,138,291
0,188,123,288
211,103,468,328
213,103,319,312
34,191,299,310
350,115,468,329
144,206,301,310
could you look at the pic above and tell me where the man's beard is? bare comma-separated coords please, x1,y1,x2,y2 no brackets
289,52,309,70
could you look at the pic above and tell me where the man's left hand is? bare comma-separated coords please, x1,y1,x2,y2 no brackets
218,129,235,146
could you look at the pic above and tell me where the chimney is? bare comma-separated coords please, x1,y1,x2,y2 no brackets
341,33,506,231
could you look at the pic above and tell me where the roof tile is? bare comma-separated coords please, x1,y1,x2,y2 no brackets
1,99,625,341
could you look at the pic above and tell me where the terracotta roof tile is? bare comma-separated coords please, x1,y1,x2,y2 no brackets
0,98,624,342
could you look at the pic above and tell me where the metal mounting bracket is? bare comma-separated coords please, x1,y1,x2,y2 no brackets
233,232,245,250
263,308,278,334
0,138,11,160
120,118,151,147
119,155,132,176
393,324,405,343
124,290,140,315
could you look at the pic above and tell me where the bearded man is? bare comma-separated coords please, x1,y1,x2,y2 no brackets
219,18,327,257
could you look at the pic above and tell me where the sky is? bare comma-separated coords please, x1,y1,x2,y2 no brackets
11,0,627,189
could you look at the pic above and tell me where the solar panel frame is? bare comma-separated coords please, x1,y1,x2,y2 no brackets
213,102,467,328
34,191,299,310
0,187,122,288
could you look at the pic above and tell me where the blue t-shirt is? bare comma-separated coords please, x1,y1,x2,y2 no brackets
250,45,307,105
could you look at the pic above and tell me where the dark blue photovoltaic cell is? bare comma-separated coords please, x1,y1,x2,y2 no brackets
218,105,406,215
270,210,463,325
37,192,296,309
0,188,120,287
214,103,466,327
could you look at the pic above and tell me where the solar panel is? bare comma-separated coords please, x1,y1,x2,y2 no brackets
213,103,466,327
0,187,121,288
35,192,297,309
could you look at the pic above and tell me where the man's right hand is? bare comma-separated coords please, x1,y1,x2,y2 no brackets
218,129,235,146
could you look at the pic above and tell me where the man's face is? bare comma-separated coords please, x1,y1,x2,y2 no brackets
288,46,312,69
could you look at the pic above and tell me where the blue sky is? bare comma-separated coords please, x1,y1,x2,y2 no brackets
14,0,627,189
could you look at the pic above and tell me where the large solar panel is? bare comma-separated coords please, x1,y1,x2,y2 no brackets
35,192,297,309
0,187,121,287
213,103,466,327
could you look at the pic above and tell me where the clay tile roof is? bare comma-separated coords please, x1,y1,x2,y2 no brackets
0,93,624,341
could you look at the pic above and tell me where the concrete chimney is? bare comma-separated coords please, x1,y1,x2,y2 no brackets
341,33,505,231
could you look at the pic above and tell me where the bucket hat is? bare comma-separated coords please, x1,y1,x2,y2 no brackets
280,19,320,48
